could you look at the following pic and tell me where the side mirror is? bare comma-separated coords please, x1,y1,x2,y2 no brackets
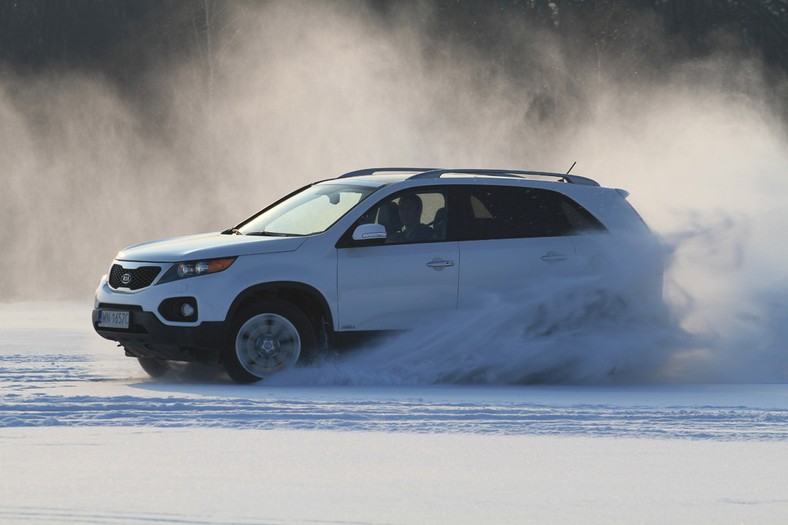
352,223,387,244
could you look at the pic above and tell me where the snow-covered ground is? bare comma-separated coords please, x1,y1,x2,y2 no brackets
2,301,787,524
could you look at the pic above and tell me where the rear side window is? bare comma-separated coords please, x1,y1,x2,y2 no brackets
461,186,605,240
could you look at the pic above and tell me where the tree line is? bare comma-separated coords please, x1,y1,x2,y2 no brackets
1,1,787,71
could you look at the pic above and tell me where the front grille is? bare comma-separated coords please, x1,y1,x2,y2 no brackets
109,264,162,290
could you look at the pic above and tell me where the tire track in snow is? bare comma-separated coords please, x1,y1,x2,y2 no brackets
2,333,787,440
0,505,293,525
0,353,94,385
2,391,787,440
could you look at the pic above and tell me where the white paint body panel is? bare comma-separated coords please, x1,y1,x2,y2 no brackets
457,237,579,308
337,242,459,330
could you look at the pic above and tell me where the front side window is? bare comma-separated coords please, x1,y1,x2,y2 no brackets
357,189,449,244
238,183,378,236
461,186,604,240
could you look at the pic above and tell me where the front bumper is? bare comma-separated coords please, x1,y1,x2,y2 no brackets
92,305,228,362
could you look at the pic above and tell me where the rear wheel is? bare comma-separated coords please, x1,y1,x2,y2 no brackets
137,356,169,378
224,300,316,384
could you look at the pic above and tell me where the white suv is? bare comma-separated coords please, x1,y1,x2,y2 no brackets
93,168,663,383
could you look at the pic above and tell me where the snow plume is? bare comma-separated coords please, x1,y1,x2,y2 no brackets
270,221,786,386
596,94,788,383
2,2,787,381
270,289,681,387
266,234,684,387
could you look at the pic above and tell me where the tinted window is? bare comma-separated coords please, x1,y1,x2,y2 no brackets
461,186,604,240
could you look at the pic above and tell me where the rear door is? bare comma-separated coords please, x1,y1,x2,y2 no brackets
456,184,595,308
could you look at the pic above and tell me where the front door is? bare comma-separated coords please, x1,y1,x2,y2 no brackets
336,188,458,331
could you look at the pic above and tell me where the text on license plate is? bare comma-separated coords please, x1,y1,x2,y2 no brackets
98,310,130,329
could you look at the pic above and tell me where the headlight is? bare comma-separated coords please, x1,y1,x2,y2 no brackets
157,257,236,284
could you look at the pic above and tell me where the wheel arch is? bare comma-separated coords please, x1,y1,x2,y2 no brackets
226,282,334,346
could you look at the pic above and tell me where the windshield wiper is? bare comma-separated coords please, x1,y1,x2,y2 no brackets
221,228,243,235
248,231,305,237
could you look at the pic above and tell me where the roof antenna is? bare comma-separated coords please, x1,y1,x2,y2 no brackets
566,161,577,175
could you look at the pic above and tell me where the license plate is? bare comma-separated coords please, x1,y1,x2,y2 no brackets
98,310,130,329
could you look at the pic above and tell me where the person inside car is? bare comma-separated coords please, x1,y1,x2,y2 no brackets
395,194,433,242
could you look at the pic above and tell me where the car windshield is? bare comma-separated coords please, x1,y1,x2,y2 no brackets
237,182,379,236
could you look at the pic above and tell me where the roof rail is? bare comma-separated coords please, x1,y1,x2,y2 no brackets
338,167,437,178
338,167,600,186
409,169,599,186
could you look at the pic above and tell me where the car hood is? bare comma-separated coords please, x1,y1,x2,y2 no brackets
116,232,308,263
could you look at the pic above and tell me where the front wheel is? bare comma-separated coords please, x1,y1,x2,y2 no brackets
223,300,316,384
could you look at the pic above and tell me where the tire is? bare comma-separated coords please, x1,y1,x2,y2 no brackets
137,356,170,378
223,300,316,384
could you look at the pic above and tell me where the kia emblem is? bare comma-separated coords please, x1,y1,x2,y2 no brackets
121,273,132,285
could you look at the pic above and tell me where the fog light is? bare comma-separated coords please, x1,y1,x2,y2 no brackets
180,303,195,317
158,297,198,322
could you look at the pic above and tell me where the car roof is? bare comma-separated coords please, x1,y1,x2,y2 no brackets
336,167,600,187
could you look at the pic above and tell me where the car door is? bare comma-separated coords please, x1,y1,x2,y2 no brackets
336,188,459,331
456,184,587,308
